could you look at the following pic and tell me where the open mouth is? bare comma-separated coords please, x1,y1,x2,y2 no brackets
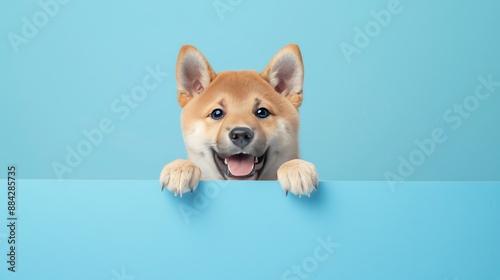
213,151,267,179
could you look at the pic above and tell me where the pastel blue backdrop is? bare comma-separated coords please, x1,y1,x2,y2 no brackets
1,2,500,279
1,0,500,180
0,180,499,280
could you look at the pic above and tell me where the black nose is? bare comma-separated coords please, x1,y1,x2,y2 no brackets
229,127,254,148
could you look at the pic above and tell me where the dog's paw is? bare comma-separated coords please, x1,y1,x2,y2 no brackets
160,159,201,197
277,159,319,197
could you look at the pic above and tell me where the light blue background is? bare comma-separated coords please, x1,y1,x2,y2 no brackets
1,0,500,180
0,180,499,280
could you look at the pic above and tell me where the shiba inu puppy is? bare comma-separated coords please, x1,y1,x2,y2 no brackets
160,44,318,197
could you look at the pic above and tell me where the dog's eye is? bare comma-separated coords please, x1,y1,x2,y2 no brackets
210,109,224,120
255,108,270,118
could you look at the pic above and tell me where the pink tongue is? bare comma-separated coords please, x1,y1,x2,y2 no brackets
226,154,255,176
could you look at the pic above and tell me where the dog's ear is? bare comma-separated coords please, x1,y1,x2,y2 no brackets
261,44,304,108
176,45,217,107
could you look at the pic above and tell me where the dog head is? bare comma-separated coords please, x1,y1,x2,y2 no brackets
175,44,304,180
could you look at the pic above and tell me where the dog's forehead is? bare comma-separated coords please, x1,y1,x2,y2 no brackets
205,70,275,98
